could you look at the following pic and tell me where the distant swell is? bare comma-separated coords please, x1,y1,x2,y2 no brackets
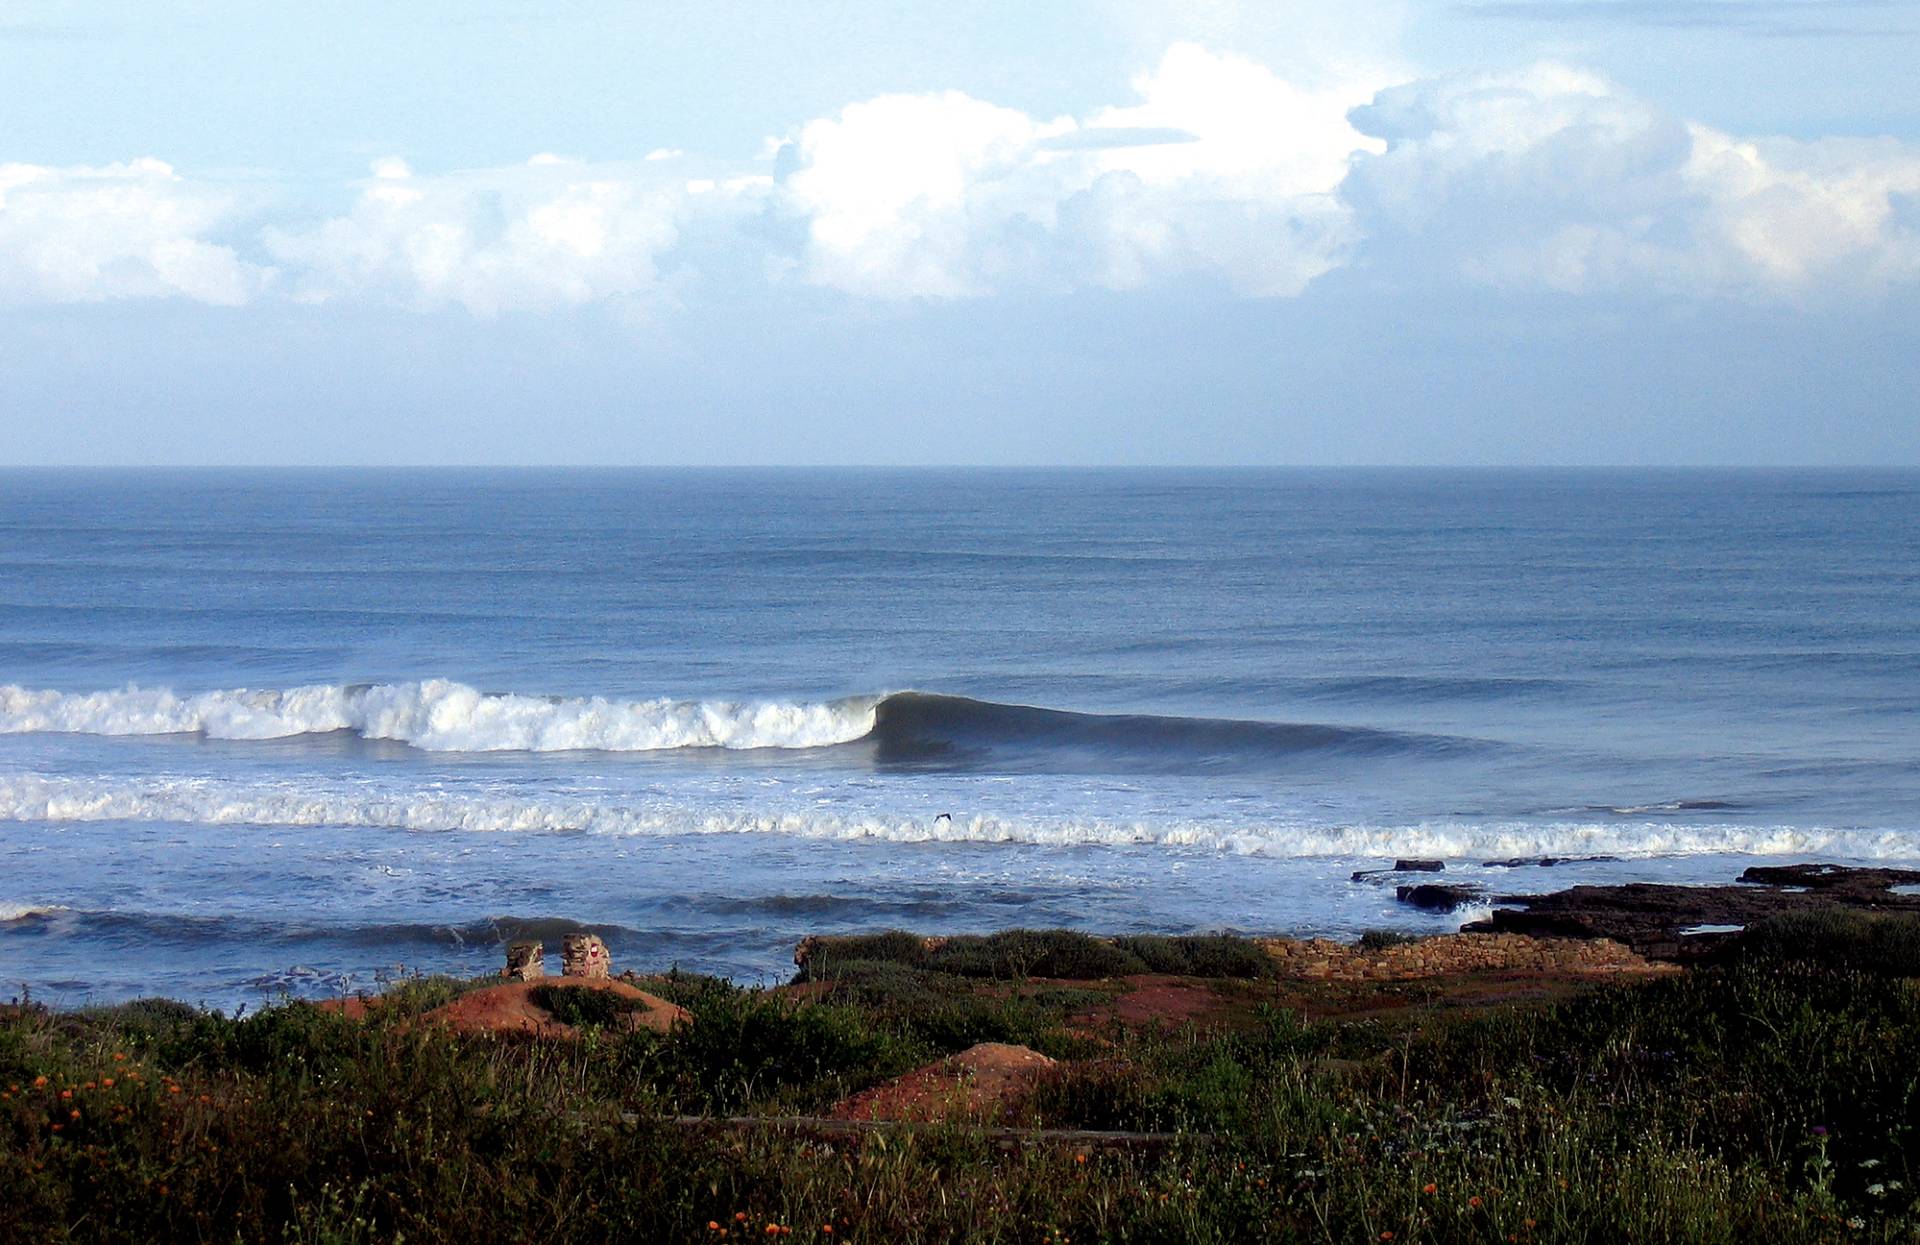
0,681,1481,767
1,773,1912,860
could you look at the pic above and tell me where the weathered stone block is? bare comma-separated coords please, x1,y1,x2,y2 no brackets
562,932,611,979
503,941,545,982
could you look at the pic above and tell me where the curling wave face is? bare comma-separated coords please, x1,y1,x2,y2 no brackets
0,680,882,752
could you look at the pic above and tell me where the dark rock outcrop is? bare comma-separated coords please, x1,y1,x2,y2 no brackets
1463,863,1920,959
1352,859,1447,883
1396,883,1485,912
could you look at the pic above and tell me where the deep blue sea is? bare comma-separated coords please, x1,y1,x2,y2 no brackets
2,469,1916,1007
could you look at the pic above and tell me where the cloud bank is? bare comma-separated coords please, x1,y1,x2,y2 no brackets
2,45,1916,313
0,158,265,305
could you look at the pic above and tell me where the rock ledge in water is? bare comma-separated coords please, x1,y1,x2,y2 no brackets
1464,863,1920,959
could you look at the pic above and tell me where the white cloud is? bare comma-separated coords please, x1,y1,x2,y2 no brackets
0,158,265,305
262,155,754,315
3,45,1915,314
1343,64,1920,297
774,43,1385,299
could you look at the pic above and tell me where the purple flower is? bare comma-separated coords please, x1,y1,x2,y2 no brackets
1812,1126,1829,1137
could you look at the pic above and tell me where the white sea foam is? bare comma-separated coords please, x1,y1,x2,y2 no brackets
0,681,879,752
0,901,68,921
1,773,1914,860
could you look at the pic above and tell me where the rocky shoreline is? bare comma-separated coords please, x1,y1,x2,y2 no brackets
1463,861,1920,958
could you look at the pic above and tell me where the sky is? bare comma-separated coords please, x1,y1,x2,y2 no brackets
1,0,1917,466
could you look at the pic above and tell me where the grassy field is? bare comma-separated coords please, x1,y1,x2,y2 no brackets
4,914,1919,1243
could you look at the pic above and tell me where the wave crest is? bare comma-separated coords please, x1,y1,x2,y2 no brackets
0,680,880,752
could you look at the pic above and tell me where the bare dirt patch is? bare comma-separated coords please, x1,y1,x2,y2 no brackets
420,979,688,1039
830,1042,1056,1123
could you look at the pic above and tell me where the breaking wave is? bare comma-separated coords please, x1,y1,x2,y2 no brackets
0,902,68,922
0,681,1484,769
0,773,1912,860
0,680,880,752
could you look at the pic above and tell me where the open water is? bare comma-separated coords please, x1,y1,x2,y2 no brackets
1,468,1915,1006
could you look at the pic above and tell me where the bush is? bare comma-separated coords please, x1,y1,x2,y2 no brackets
1113,934,1276,978
797,930,933,976
638,988,925,1114
926,930,1147,979
800,929,1276,982
1735,909,1920,975
1358,928,1419,952
527,983,642,1028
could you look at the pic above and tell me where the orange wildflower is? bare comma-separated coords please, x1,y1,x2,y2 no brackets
708,1223,721,1232
101,1078,114,1088
60,1090,72,1100
33,1075,48,1088
1422,1183,1437,1195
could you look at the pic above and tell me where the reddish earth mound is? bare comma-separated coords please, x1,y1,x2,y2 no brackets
831,1042,1056,1123
421,979,688,1039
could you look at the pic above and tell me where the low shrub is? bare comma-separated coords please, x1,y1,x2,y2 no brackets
926,930,1147,979
1114,934,1276,978
1736,908,1920,975
800,929,1276,982
527,983,642,1028
636,988,925,1114
1358,928,1420,952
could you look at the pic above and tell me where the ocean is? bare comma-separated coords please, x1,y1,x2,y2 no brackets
1,468,1916,1007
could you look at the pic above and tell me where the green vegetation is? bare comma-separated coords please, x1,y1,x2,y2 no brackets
4,926,1920,1241
1358,929,1421,953
797,928,1278,981
526,982,644,1029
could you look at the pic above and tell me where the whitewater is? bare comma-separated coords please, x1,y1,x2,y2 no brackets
0,680,881,751
2,467,1915,1005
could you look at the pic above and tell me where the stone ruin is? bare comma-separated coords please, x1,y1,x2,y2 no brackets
502,932,613,981
502,941,545,982
561,932,612,979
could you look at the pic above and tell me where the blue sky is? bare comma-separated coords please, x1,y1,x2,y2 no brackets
2,0,1917,465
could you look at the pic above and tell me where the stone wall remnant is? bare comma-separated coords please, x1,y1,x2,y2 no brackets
503,941,545,981
562,932,611,979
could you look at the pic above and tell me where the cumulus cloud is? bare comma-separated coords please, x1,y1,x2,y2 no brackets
261,155,761,315
0,158,265,305
1343,63,1920,297
3,45,1917,312
773,43,1384,299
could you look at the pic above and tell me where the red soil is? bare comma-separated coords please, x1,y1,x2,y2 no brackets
830,1042,1056,1123
420,979,689,1039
